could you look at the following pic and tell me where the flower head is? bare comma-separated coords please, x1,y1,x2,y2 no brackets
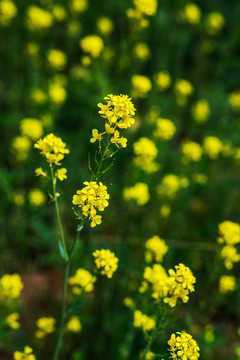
133,310,155,331
0,273,23,299
34,133,69,165
6,313,20,329
66,316,82,332
168,331,200,360
68,268,96,295
35,317,56,338
145,236,168,263
13,346,36,360
80,35,104,58
93,249,119,278
123,182,150,206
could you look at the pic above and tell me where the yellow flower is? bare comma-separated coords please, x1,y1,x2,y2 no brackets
157,174,188,198
153,118,176,140
133,137,159,172
20,118,43,140
55,168,67,181
35,317,56,338
47,49,67,70
11,136,31,161
68,268,96,294
70,0,88,13
52,5,67,21
133,0,157,16
145,236,168,263
0,273,23,299
203,136,223,159
175,79,194,97
6,313,20,329
111,130,127,148
49,82,67,106
93,249,119,278
181,3,201,24
154,71,171,91
96,17,114,35
219,275,236,294
90,129,103,143
13,193,25,206
73,182,109,227
13,346,36,360
123,182,150,206
229,90,240,111
28,189,46,207
218,221,240,245
35,167,47,177
131,75,152,98
123,297,134,307
31,89,47,104
66,316,82,332
133,42,151,61
160,204,171,218
0,0,17,25
34,133,69,165
168,331,200,360
26,6,53,30
133,310,155,331
205,12,225,35
182,140,202,162
220,245,240,270
191,99,210,123
80,35,104,58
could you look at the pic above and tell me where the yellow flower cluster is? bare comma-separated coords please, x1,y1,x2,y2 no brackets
6,313,20,329
26,6,53,31
123,182,150,206
66,316,82,333
47,49,67,70
72,181,109,227
180,3,201,24
217,221,240,269
229,90,240,111
131,75,152,98
20,118,43,140
219,275,236,294
0,273,23,299
168,331,200,360
80,35,104,58
11,136,32,161
97,17,114,35
0,0,17,25
203,136,223,159
14,346,36,360
133,310,156,331
35,317,56,338
49,78,67,106
127,0,157,28
68,268,96,295
34,133,69,165
133,137,159,172
145,236,168,263
154,71,172,91
191,99,210,123
175,79,194,106
93,249,119,278
182,140,202,162
157,174,189,198
28,188,46,207
144,263,196,307
205,12,225,35
153,118,176,140
70,0,88,13
92,94,136,149
133,42,151,61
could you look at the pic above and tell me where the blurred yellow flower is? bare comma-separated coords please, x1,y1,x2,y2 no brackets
52,5,67,21
20,118,43,140
145,235,168,263
219,275,236,294
0,273,23,299
133,137,159,172
13,346,36,360
66,316,82,332
0,0,17,25
175,79,194,97
154,71,171,91
47,49,67,70
133,0,157,16
205,12,225,35
6,313,20,329
229,90,240,111
181,3,201,24
191,99,210,123
182,140,202,162
26,6,53,30
70,0,88,13
31,89,47,104
131,74,152,98
93,249,119,278
157,174,188,198
35,317,56,338
123,297,134,307
80,35,104,58
203,136,223,159
133,42,151,61
153,118,176,140
12,193,25,207
11,136,31,161
28,189,46,207
68,268,96,295
124,182,150,206
133,310,155,331
160,204,171,218
49,82,67,105
96,17,114,35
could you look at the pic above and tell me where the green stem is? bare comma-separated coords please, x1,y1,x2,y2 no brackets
53,260,70,360
50,166,69,261
142,326,159,360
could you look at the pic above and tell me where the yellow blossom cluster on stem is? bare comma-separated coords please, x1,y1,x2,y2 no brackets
13,346,36,360
66,316,82,333
157,174,189,199
145,236,168,263
153,118,176,140
123,182,150,206
217,221,240,269
34,133,69,165
133,310,156,331
168,331,200,360
219,275,237,294
0,273,23,299
35,317,56,338
133,137,159,172
72,181,109,227
127,0,157,28
92,94,136,149
93,249,119,278
68,268,96,295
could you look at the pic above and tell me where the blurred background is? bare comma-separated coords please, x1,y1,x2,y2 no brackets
0,0,240,359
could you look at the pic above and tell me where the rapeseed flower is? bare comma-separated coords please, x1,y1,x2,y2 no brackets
133,42,151,61
133,0,157,17
205,12,225,35
203,136,223,159
20,118,43,140
47,49,67,70
180,3,201,24
133,310,156,331
6,313,20,329
157,174,188,198
11,136,31,161
26,6,53,31
133,137,159,172
131,75,152,98
0,273,23,299
80,35,104,58
52,5,67,21
220,245,240,269
72,181,109,227
0,0,17,25
70,0,88,13
168,331,200,360
96,17,114,35
34,133,69,165
68,268,96,295
191,99,210,123
123,182,150,206
145,236,168,263
219,275,236,294
175,79,194,105
35,317,56,338
229,90,240,111
13,346,36,360
217,221,240,245
154,71,171,91
66,316,82,332
55,168,67,181
182,140,202,162
153,118,176,140
28,189,46,207
93,249,119,278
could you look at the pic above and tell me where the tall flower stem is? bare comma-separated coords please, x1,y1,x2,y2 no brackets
50,165,69,261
